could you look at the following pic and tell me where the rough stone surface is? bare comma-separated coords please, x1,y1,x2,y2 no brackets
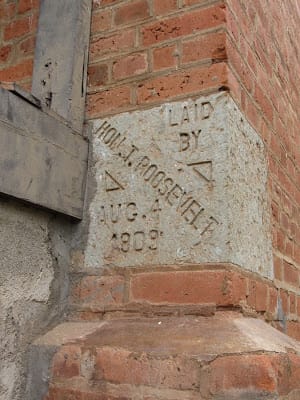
84,93,272,277
0,199,72,400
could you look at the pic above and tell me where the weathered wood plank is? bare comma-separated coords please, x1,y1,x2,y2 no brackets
0,87,88,219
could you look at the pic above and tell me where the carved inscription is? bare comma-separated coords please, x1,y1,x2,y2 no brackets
187,161,213,183
168,102,214,127
99,202,138,223
112,230,161,253
87,93,273,273
105,171,124,191
95,107,219,247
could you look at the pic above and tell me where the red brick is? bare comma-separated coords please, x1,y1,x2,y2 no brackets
95,347,199,389
130,269,246,306
88,63,109,87
19,36,35,55
72,275,125,306
227,65,241,104
4,14,38,41
182,31,226,64
93,0,120,8
274,255,283,280
0,3,16,20
0,45,12,62
201,355,277,396
297,296,300,318
183,0,212,5
287,321,300,342
254,83,274,124
142,4,226,46
0,59,33,82
153,0,177,16
51,345,81,379
271,201,280,223
86,85,132,117
280,289,289,314
46,386,125,400
113,52,148,80
268,286,278,315
283,260,299,288
152,44,177,71
89,30,135,61
91,9,112,34
247,280,268,312
18,0,39,14
289,292,296,314
271,353,300,395
226,38,254,94
114,0,150,26
137,62,228,104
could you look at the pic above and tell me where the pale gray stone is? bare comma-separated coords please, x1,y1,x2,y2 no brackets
86,93,273,278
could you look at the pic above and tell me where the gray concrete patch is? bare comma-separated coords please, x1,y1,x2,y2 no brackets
0,199,72,400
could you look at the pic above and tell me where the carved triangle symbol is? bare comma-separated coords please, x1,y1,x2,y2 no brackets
105,171,125,192
187,161,212,183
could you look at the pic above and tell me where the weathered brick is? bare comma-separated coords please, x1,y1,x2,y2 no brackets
268,286,278,315
130,269,246,306
95,347,200,389
142,4,226,46
182,31,226,64
4,14,38,41
19,36,35,55
18,0,39,14
283,260,299,288
113,52,148,80
0,59,33,82
46,386,127,400
247,280,268,312
91,9,112,34
201,354,277,397
153,0,177,16
89,30,135,61
88,63,109,87
137,62,227,104
279,289,289,314
51,345,81,379
86,85,132,117
152,44,177,71
72,275,125,306
114,0,150,26
0,45,12,62
289,292,296,314
183,0,212,6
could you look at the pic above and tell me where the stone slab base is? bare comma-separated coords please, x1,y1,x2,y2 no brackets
28,312,300,399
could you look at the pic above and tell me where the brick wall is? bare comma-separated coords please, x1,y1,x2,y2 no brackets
87,0,227,117
86,0,300,338
225,0,300,331
0,0,299,338
0,0,39,89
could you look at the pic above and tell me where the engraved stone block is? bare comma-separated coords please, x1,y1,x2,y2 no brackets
86,92,273,278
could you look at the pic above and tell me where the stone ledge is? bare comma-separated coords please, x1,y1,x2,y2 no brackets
28,312,300,399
